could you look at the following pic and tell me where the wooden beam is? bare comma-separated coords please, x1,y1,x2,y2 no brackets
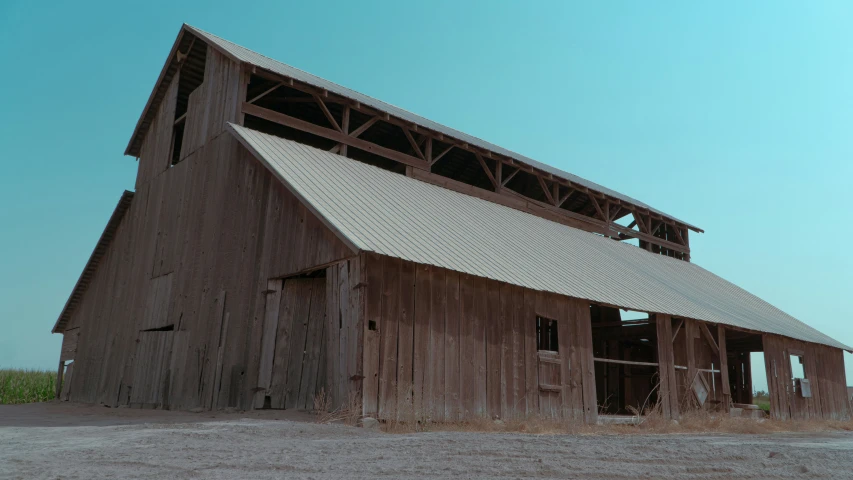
718,324,731,411
557,188,575,208
672,319,684,343
475,152,498,189
699,322,720,356
340,106,350,157
538,176,556,205
593,358,659,367
243,103,429,170
501,167,520,187
313,94,342,132
249,67,702,236
431,144,454,167
425,137,432,164
402,126,425,160
588,194,606,220
248,82,283,104
349,116,380,139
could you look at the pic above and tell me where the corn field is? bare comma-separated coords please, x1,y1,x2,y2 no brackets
0,369,56,404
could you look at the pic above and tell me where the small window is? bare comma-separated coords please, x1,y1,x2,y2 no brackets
789,354,805,380
536,316,559,352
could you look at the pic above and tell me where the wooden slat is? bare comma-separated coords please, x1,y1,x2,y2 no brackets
444,270,461,421
459,274,477,417
413,264,431,420
254,279,283,408
378,256,400,419
298,277,327,409
397,260,416,420
362,253,382,417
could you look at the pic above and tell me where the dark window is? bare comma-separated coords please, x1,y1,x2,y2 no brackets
536,316,559,352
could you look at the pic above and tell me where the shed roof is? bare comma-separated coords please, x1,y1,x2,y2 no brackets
53,191,135,333
228,123,849,351
126,24,701,233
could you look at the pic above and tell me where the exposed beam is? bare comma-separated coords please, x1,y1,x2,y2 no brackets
349,116,380,139
501,167,520,187
248,67,702,237
538,176,556,205
430,145,454,167
248,82,284,104
402,126,425,160
672,319,684,343
699,322,720,356
557,188,574,208
243,102,429,169
340,105,350,157
475,152,499,189
312,94,341,132
588,194,606,220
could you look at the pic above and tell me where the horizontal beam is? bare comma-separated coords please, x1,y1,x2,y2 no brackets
243,102,429,170
250,67,701,235
594,358,659,367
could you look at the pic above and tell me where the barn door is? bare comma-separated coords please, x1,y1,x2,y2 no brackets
536,316,562,416
256,276,327,409
538,351,562,416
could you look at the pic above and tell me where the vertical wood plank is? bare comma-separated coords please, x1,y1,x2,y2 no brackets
362,254,381,417
254,278,282,408
378,256,400,420
444,270,461,421
397,260,416,420
486,280,502,418
413,264,431,420
427,266,446,421
522,289,538,415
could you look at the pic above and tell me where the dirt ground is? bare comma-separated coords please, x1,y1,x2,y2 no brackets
2,403,853,479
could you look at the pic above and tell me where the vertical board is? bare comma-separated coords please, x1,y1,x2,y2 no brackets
427,266,446,421
444,270,461,421
485,280,502,418
362,254,382,417
397,260,415,420
378,256,400,419
413,264,431,420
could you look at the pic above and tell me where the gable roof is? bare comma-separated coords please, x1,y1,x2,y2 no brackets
53,191,135,333
126,24,701,233
228,123,849,351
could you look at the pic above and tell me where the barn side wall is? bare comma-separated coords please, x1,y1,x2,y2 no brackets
62,131,354,410
763,333,850,421
359,253,598,423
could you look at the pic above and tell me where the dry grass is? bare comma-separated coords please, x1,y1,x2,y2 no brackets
312,389,362,427
0,369,55,404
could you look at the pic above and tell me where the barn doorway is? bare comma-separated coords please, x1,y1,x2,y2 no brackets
591,306,660,415
256,271,327,410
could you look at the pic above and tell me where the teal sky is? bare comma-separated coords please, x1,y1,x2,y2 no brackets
1,1,851,392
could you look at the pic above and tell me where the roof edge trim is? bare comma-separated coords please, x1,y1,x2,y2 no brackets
53,190,135,334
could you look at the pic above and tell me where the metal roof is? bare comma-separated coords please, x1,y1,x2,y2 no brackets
228,123,849,351
53,191,135,333
176,24,700,232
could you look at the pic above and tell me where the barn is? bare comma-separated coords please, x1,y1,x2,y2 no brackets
52,24,850,423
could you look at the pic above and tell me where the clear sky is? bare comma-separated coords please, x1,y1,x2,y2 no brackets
1,1,851,392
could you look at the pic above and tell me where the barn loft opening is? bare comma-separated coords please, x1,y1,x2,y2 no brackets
170,35,207,166
536,316,559,352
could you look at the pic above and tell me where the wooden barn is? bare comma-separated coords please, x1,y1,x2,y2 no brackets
52,24,850,423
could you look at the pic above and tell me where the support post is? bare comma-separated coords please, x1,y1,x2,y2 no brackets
685,319,697,405
55,360,65,400
717,325,731,412
655,314,680,419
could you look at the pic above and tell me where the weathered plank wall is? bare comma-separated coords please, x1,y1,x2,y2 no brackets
763,333,850,421
325,258,365,409
360,253,598,423
62,133,354,409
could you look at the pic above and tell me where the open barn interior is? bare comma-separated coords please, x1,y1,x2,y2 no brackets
591,306,660,415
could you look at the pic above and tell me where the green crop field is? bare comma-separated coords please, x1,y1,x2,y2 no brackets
0,369,56,404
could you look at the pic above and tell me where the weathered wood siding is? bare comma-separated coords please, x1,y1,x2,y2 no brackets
62,134,354,409
763,333,850,421
360,253,598,423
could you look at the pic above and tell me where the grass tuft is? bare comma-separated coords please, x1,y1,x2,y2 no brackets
0,369,56,404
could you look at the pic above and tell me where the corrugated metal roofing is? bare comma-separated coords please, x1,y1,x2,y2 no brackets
228,123,849,351
182,24,700,232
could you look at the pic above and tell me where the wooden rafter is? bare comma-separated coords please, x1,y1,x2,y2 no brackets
340,106,350,157
672,319,684,343
248,82,284,104
349,116,380,139
313,94,341,132
475,152,498,189
699,322,720,355
244,68,697,258
501,167,520,187
402,126,425,160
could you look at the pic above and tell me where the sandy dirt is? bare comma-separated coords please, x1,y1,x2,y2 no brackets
2,403,853,479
